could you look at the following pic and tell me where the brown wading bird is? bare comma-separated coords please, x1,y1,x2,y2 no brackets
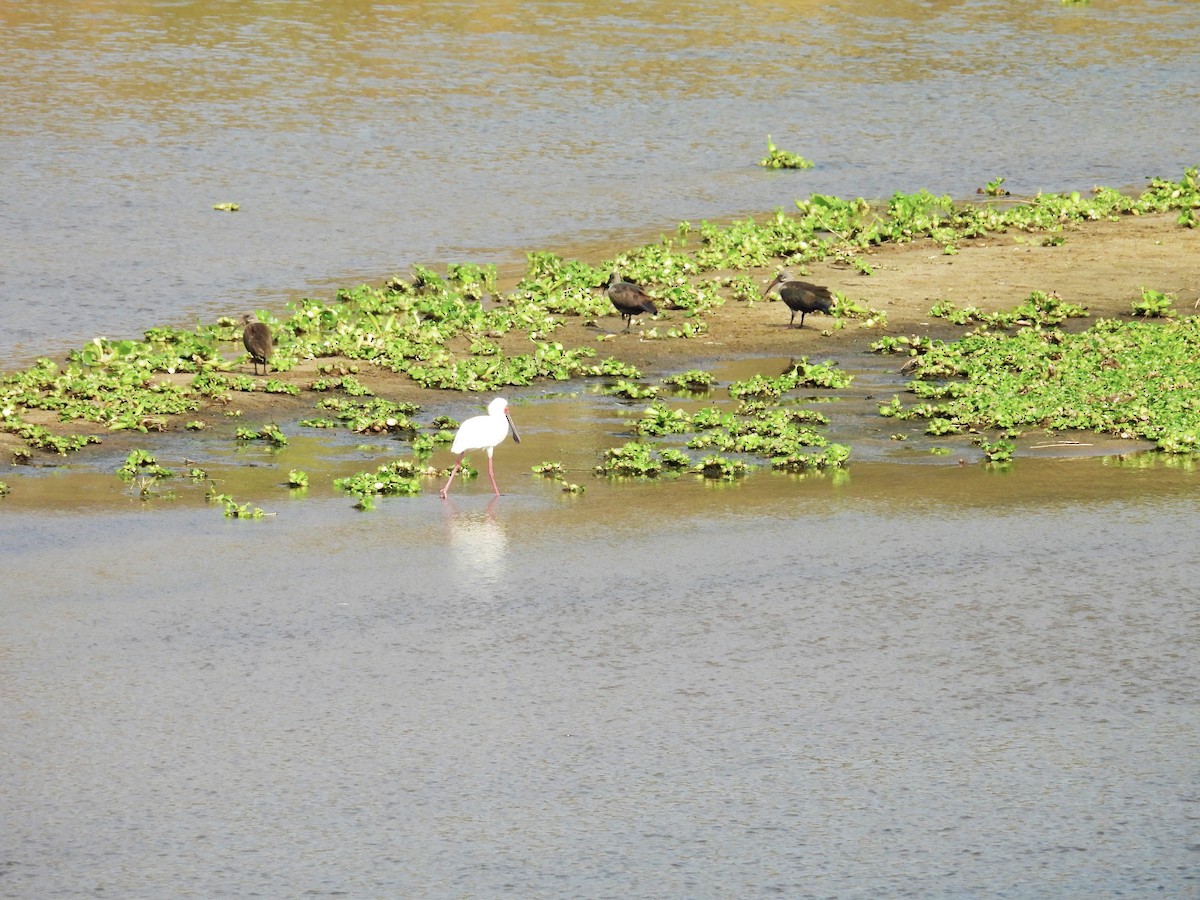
605,271,658,332
761,270,835,329
240,312,273,375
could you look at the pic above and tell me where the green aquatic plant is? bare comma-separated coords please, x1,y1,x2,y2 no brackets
975,437,1015,463
595,441,691,477
693,454,753,480
663,369,716,391
212,494,268,519
728,359,852,401
0,481,9,496
1131,287,1175,318
885,314,1200,452
313,397,420,434
759,136,814,170
770,442,851,472
531,461,564,478
603,380,659,400
929,291,1087,329
286,469,309,488
235,424,288,446
979,176,1010,197
334,460,430,505
117,448,172,479
634,402,693,437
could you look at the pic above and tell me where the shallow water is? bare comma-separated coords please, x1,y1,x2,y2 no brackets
3,382,1200,895
3,456,1198,896
3,0,1198,367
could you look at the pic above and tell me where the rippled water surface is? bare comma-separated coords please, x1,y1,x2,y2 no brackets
2,0,1198,366
4,458,1199,896
3,2,1200,895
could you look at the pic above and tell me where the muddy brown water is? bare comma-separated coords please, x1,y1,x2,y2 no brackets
4,0,1200,894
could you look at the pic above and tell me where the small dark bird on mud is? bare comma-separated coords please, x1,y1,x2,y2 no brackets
240,312,273,376
761,271,835,329
605,271,658,332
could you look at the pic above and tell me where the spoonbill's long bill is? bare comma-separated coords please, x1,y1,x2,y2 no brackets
761,271,834,329
439,397,521,498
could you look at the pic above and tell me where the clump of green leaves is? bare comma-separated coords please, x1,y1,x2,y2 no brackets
693,454,753,480
596,441,691,477
220,496,267,518
978,177,1010,197
929,291,1087,329
236,424,288,446
286,469,309,488
885,314,1200,452
663,369,716,391
728,359,852,400
117,448,172,479
759,136,814,170
603,380,659,400
334,459,429,508
1131,287,1175,318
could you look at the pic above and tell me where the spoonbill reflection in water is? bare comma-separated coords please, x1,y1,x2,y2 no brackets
439,397,521,498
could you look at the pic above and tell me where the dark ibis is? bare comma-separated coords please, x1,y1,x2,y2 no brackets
240,312,273,375
761,271,834,329
440,397,521,498
605,271,658,332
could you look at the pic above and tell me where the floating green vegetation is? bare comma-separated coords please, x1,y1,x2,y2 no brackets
334,459,432,509
693,454,754,480
596,440,692,477
978,176,1010,197
210,493,268,519
531,460,585,493
881,315,1200,452
634,401,694,437
212,202,240,212
1131,287,1175,318
286,469,309,488
311,397,420,434
604,380,659,400
759,136,815,170
728,358,852,400
117,448,172,479
663,369,716,391
236,424,288,446
0,481,9,496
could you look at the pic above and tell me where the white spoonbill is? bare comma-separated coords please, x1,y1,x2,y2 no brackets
439,397,521,498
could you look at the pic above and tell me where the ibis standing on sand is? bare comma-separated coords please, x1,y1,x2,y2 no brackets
605,271,658,332
240,312,273,375
761,271,834,329
440,397,522,498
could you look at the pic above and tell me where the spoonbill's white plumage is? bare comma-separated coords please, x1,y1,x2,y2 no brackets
439,397,521,498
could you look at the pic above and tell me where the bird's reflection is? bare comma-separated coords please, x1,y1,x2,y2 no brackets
443,495,508,587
